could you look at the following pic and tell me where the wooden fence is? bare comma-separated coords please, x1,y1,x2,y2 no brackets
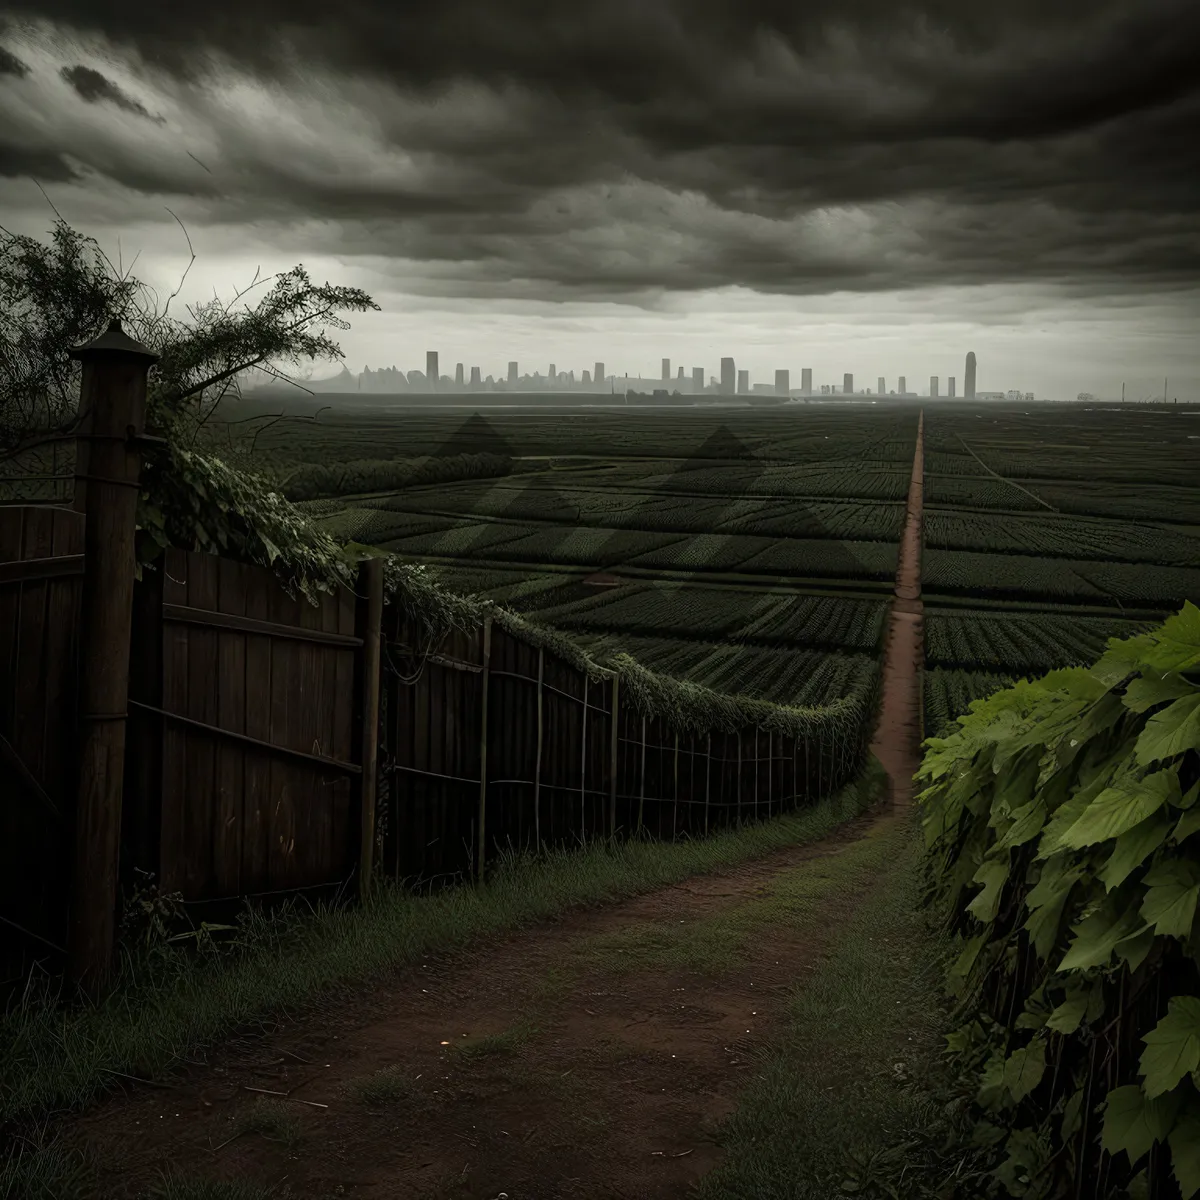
1,510,869,986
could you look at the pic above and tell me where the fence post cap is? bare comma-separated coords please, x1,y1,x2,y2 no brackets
68,318,160,365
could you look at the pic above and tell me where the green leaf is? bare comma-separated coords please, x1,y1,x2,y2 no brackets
1169,1101,1200,1200
1059,770,1180,850
1136,694,1200,766
1061,1086,1086,1139
1059,901,1143,972
1116,924,1156,973
1123,671,1199,714
1140,997,1200,1099
1139,602,1200,675
1008,1036,1046,1099
1046,995,1089,1035
1141,860,1200,939
1174,807,1200,845
1100,809,1173,891
1180,779,1200,811
1024,857,1084,961
976,1049,1007,1113
1100,1084,1182,1167
994,799,1047,851
967,855,1011,925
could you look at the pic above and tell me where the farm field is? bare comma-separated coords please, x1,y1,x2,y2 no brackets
921,403,1200,733
219,403,917,712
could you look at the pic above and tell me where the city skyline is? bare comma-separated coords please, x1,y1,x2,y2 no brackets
0,3,1194,403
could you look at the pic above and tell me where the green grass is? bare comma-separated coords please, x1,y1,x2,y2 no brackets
696,817,987,1200
343,1064,424,1106
234,1098,304,1148
0,760,886,1138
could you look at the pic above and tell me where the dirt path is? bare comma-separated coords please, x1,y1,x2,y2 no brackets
60,417,928,1200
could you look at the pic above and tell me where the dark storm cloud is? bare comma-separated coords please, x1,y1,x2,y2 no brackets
59,64,164,121
0,41,29,75
0,0,1197,298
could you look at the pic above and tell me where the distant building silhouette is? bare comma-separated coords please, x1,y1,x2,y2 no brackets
549,364,556,383
737,369,749,394
899,375,907,394
801,368,812,394
677,366,685,381
692,366,704,392
843,373,853,395
594,362,604,388
775,369,789,395
426,351,438,390
721,357,736,392
877,376,885,394
455,362,464,386
470,366,481,386
583,369,592,385
965,351,977,400
662,358,670,380
948,376,956,398
930,376,939,398
508,361,518,383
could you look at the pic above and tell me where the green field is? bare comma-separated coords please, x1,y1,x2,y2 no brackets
921,404,1200,733
208,398,1200,727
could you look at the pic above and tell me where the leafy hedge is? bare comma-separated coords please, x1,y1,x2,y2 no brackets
917,602,1200,1199
274,451,514,502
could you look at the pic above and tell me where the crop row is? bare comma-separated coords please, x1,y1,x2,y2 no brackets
923,475,1048,511
923,668,1015,738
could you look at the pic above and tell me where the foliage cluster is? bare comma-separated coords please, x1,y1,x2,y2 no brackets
273,450,515,502
916,602,1200,1199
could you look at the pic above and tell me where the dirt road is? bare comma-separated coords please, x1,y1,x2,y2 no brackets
62,417,928,1199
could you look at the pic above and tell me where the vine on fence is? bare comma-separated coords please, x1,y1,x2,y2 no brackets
916,602,1200,1199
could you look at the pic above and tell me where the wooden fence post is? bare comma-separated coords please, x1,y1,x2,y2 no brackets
534,646,544,849
608,674,620,839
65,319,159,998
356,556,384,903
475,616,493,883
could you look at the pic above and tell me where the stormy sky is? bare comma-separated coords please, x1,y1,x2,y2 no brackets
1,1,1197,401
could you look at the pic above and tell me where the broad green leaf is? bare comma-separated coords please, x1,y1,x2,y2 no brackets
1042,667,1110,702
1138,602,1200,675
1142,860,1200,939
1059,902,1143,972
1025,857,1084,960
1179,779,1200,811
976,1049,1007,1113
967,856,1011,925
1100,809,1173,891
1046,995,1089,1035
1061,1086,1086,1139
1116,924,1156,973
1003,1041,1041,1099
1128,1169,1151,1200
1124,671,1199,714
1136,694,1200,766
1059,770,1180,850
1174,807,1200,845
1170,1102,1200,1200
995,799,1046,852
1140,997,1200,1098
1100,1084,1182,1166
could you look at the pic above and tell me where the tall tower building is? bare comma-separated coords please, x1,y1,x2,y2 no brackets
455,362,464,386
775,369,789,395
582,370,591,385
737,369,749,394
877,376,885,394
843,373,853,396
948,376,956,398
508,361,518,383
677,366,685,381
662,358,671,380
930,376,939,398
692,366,704,392
899,375,907,394
549,364,556,382
721,357,736,393
470,366,481,387
801,368,812,394
426,351,438,389
594,362,605,388
965,351,977,400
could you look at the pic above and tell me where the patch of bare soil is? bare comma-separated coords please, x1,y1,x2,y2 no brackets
59,417,928,1200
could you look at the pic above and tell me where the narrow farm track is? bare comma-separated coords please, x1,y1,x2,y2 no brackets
60,417,930,1200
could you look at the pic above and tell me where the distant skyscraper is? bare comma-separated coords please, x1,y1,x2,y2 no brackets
801,368,812,394
470,366,481,386
775,369,789,395
662,358,670,380
677,366,685,381
899,375,907,394
737,369,749,394
426,351,438,390
549,364,556,382
877,377,885,394
843,373,853,396
455,362,464,386
692,367,704,392
594,362,605,388
948,376,956,398
965,351,977,399
508,361,518,383
583,369,592,385
930,376,939,397
721,357,736,392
